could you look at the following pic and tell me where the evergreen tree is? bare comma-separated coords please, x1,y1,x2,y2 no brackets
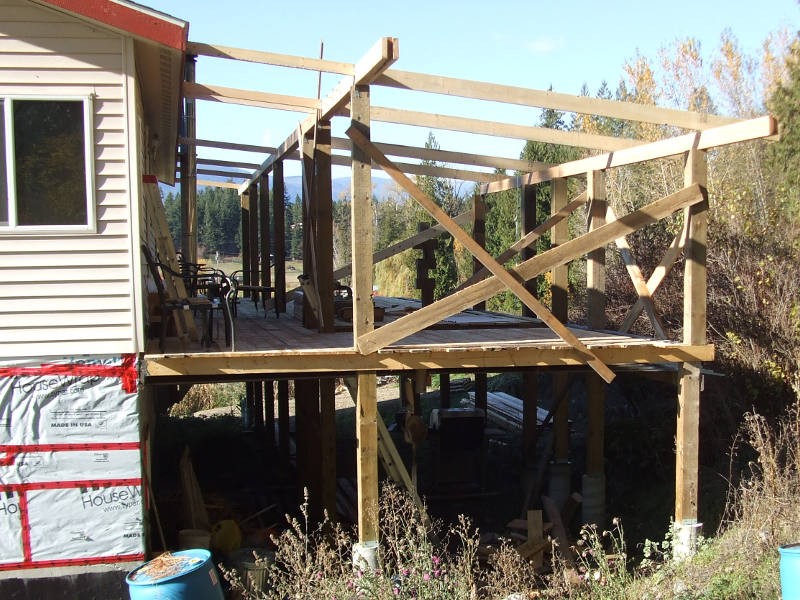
768,38,800,208
163,191,181,250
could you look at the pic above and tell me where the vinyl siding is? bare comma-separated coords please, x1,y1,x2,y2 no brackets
0,0,137,358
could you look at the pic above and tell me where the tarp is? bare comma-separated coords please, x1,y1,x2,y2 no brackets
0,354,144,570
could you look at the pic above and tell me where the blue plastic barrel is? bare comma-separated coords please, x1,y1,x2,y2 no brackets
780,543,800,600
126,548,224,600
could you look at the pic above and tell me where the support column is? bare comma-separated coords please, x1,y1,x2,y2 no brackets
521,184,538,469
249,182,259,303
472,194,488,417
301,132,317,329
295,378,321,520
253,378,264,432
584,170,607,526
273,161,287,314
675,149,707,556
260,173,271,311
264,380,275,448
241,189,251,290
180,55,197,263
550,177,570,509
278,379,290,470
315,119,337,520
351,83,378,547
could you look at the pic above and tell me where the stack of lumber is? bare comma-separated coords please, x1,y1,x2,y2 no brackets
464,391,549,432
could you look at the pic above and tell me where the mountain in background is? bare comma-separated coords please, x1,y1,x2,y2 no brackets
160,175,402,202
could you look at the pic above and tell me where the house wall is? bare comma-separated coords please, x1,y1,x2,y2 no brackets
0,0,139,358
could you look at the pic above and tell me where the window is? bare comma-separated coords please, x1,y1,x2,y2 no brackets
1,97,95,232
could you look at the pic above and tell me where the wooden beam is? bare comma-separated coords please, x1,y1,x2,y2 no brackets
328,153,504,183
350,85,374,343
605,205,666,338
459,192,587,290
356,372,378,543
185,81,319,113
248,183,259,302
260,173,271,294
482,116,777,194
348,126,616,383
619,216,689,333
187,41,355,75
273,161,287,313
370,106,640,152
194,168,249,179
521,184,538,465
278,379,290,468
143,343,716,379
178,179,239,189
180,136,276,154
197,158,261,170
355,184,706,357
331,137,551,173
675,149,708,527
375,69,738,130
180,55,197,263
333,210,473,281
586,171,607,330
239,37,398,194
240,188,251,290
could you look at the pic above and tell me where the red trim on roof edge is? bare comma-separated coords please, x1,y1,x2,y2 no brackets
36,0,187,51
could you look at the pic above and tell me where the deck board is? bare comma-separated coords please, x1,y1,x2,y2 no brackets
142,296,713,381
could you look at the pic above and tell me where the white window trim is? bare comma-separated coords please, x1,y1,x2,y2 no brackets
0,95,96,235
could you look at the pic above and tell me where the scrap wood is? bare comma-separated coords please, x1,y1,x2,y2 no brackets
561,492,583,527
541,495,576,568
179,447,210,531
516,537,551,560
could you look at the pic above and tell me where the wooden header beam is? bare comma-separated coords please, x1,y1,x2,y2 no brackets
180,137,276,154
375,69,738,130
328,154,503,183
331,137,551,173
187,41,354,75
238,37,399,194
184,81,319,113
187,40,738,130
143,343,715,379
482,116,777,194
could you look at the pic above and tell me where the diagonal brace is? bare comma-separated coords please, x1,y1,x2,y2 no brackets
346,125,616,383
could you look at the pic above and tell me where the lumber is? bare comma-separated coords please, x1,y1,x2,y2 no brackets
331,137,551,172
459,192,587,290
541,495,576,568
195,168,249,179
527,509,544,568
332,211,473,280
142,343,716,379
187,41,354,74
586,170,607,330
619,214,689,333
605,205,666,338
375,69,738,130
328,153,503,182
197,157,261,170
347,125,616,383
482,116,777,194
180,136,276,154
355,184,706,357
273,160,287,313
184,81,319,112
239,37,397,194
371,106,640,152
356,372,378,543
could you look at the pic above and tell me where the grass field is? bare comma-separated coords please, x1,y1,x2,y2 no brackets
199,256,303,291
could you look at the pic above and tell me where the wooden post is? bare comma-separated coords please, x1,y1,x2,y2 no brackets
675,149,707,551
273,161,287,314
278,379,290,469
415,222,435,305
295,378,322,521
584,170,606,525
316,119,337,520
253,378,264,432
249,182,259,303
264,380,275,448
301,132,317,329
351,83,378,544
551,178,570,506
472,194,488,417
244,381,254,430
260,173,271,308
241,190,251,290
439,373,450,409
521,184,538,468
180,55,197,263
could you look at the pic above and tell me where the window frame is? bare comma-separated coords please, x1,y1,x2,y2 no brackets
0,95,96,234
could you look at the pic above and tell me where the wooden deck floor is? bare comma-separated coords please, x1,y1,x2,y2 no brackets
142,296,713,381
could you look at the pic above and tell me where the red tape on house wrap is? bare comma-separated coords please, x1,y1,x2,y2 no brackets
0,354,138,393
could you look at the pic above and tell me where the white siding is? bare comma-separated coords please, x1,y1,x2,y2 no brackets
0,0,136,358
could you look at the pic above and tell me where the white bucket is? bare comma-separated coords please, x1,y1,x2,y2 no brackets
178,528,211,550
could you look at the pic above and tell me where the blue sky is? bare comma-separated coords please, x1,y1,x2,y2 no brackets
146,0,800,182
